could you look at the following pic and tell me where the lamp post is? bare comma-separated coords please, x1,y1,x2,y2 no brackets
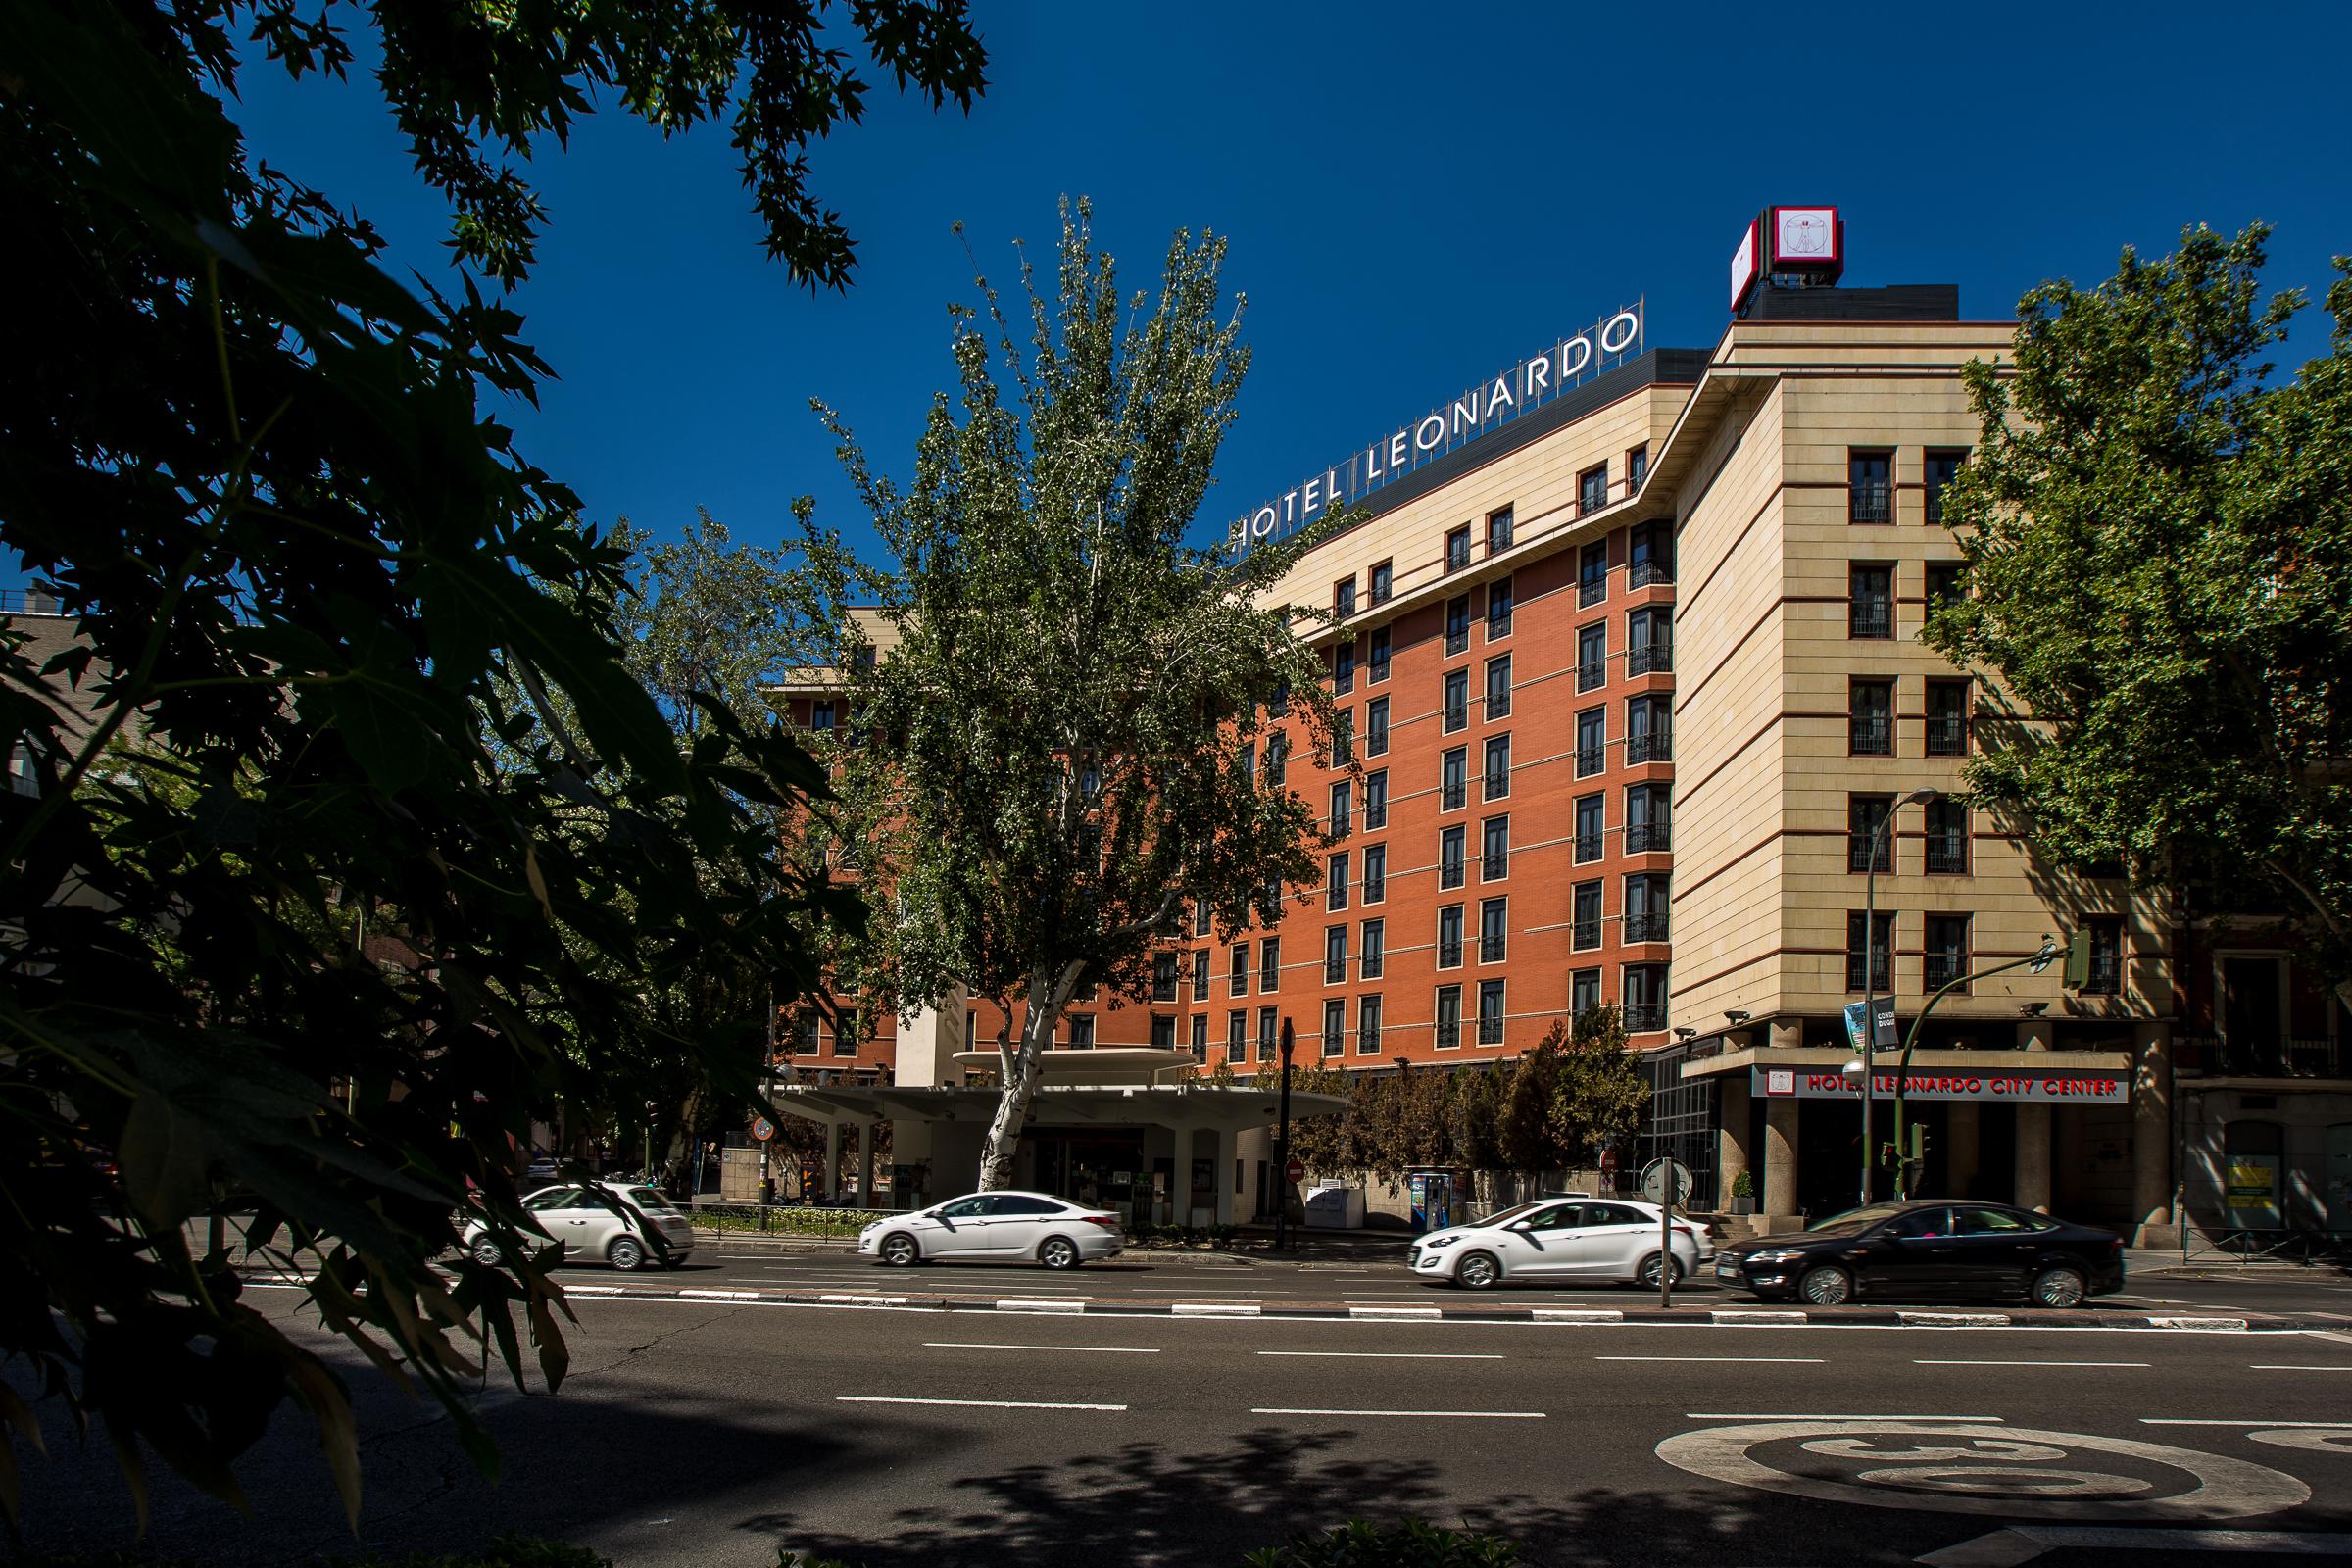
1861,787,1937,1209
1886,935,2060,1197
1275,1018,1295,1250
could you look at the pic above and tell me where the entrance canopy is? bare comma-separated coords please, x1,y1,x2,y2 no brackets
761,1078,1346,1130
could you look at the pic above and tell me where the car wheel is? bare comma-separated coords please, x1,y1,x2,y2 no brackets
1454,1250,1501,1290
1797,1264,1854,1306
468,1236,503,1267
1039,1236,1081,1271
879,1232,921,1267
606,1236,648,1272
2029,1264,2087,1308
1636,1252,1684,1288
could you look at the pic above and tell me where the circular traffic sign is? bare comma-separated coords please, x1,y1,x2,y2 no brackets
1284,1156,1305,1184
750,1117,775,1143
1598,1149,1619,1172
1640,1157,1692,1204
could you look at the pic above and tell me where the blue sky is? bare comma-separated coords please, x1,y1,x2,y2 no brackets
17,2,2352,585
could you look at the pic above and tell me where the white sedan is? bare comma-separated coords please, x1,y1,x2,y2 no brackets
463,1180,694,1271
860,1191,1124,1270
1408,1197,1708,1289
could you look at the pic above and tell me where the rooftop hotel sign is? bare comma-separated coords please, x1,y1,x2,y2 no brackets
1230,300,1645,554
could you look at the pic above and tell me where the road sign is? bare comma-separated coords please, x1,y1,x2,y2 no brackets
1284,1155,1305,1184
750,1117,775,1143
1640,1157,1692,1206
1598,1149,1618,1173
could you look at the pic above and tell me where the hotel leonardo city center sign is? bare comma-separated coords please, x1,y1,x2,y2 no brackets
1229,300,1645,553
1752,1066,2127,1103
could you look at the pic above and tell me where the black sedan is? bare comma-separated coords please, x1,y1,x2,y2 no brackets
1714,1200,2125,1307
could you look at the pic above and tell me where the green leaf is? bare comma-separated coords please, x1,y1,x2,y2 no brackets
119,1083,213,1228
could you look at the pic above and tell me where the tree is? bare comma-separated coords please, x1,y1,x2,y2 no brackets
807,201,1343,1189
0,0,984,1527
1926,224,2352,1008
1494,1035,1566,1177
1550,1005,1649,1163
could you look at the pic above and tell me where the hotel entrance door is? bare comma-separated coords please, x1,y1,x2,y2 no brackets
1028,1129,1148,1224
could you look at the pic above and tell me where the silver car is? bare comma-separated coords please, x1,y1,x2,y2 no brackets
464,1180,694,1271
859,1191,1124,1270
1408,1197,1708,1289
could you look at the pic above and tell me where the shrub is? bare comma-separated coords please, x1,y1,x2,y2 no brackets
1245,1520,1520,1567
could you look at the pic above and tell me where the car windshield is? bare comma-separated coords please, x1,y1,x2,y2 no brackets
1805,1202,1908,1236
623,1186,680,1214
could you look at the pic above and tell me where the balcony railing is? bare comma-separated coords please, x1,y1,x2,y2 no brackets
1483,770,1508,801
1580,576,1606,608
1923,953,1967,991
1625,820,1671,854
1370,654,1391,683
1442,779,1466,811
1480,933,1505,962
1444,699,1468,732
1925,716,1967,757
1627,731,1672,764
1926,834,1968,874
1481,853,1507,881
1849,715,1892,755
1440,859,1463,891
1847,836,1892,874
1364,802,1387,830
1843,956,1892,992
1628,561,1674,589
1446,538,1472,572
1478,1011,1503,1046
1627,641,1673,676
1572,918,1601,950
1436,1018,1460,1049
2084,954,2122,995
1577,659,1606,692
2182,1036,2344,1078
1849,481,1892,523
1362,870,1385,903
1361,951,1383,980
1325,956,1347,984
1574,832,1603,863
1623,1002,1667,1033
1485,690,1511,719
1850,601,1894,639
1438,937,1462,968
1624,911,1669,944
1577,745,1604,777
1925,487,1950,525
1446,625,1469,657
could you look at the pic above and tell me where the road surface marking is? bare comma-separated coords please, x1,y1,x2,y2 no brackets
1601,1355,1824,1363
2140,1418,2352,1428
1532,1308,1624,1322
922,1342,1159,1354
1914,1359,2148,1368
1172,1302,1262,1316
677,1289,762,1300
817,1294,907,1305
1251,1406,1544,1419
1899,1312,2011,1328
1713,1310,1806,1325
995,1298,1087,1313
1349,1306,1443,1320
2145,1316,2249,1331
1257,1350,1504,1360
1919,1526,2352,1567
1159,1286,1298,1295
1689,1412,2003,1422
2249,1363,2352,1371
838,1396,1126,1411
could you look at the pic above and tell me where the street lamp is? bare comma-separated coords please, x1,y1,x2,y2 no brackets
1886,935,2062,1198
1861,787,1937,1209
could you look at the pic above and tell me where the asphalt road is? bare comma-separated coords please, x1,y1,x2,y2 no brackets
15,1277,2352,1567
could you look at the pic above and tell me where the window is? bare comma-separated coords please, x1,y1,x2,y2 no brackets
1624,873,1669,944
1445,594,1470,657
1575,794,1605,863
1483,734,1511,801
966,1011,981,1054
1848,794,1894,874
1321,998,1346,1057
1370,561,1394,607
792,1014,821,1055
1360,917,1385,980
1578,464,1608,515
1850,564,1894,638
1479,897,1507,962
1325,925,1348,984
1438,905,1464,968
1258,1005,1279,1062
1227,1009,1247,1063
1334,640,1355,696
1194,898,1212,937
1629,521,1674,587
1627,695,1671,763
1477,980,1505,1045
1627,607,1672,675
1268,681,1289,718
1329,778,1352,837
1488,507,1514,555
1265,732,1288,787
1926,560,1967,611
1487,575,1514,638
1622,965,1667,1033
1369,626,1392,683
1926,679,1969,757
1067,1013,1096,1050
1484,654,1512,718
1481,814,1509,882
1576,707,1606,776
1925,798,1969,874
1363,769,1389,830
1572,882,1603,951
1152,1014,1176,1050
1361,843,1386,904
1231,942,1250,995
1845,910,1895,992
1443,669,1469,733
1441,746,1467,811
1329,707,1354,768
828,1010,863,1055
1850,679,1894,755
1358,993,1384,1055
1925,449,1966,524
1446,525,1472,572
1327,851,1350,911
1440,825,1465,890
1628,444,1649,489
1366,696,1390,756
1193,948,1211,1001
2085,917,2124,995
1626,783,1670,854
1577,622,1607,691
1848,449,1893,523
1260,936,1281,992
1154,953,1179,1002
1571,968,1601,1018
1190,1013,1208,1062
810,700,836,732
1924,913,1970,992
1436,984,1463,1048
1334,577,1357,618
1579,542,1608,607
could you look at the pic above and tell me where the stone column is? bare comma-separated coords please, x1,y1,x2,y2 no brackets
1717,1071,1752,1210
857,1121,876,1208
1946,1100,1982,1199
1764,1098,1799,1221
2014,1018,2052,1213
822,1120,841,1201
1212,1125,1238,1226
2132,1021,2175,1239
1170,1123,1195,1227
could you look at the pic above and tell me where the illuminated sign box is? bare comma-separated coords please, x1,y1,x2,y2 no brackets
1752,1067,2125,1102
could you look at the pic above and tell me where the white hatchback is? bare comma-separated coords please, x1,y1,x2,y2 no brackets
1408,1197,1707,1290
860,1191,1124,1270
463,1180,694,1271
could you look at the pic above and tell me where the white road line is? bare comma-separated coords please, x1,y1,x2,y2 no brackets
2141,1418,2352,1428
1251,1407,1544,1419
1256,1350,1504,1360
1349,1306,1443,1320
1914,1358,2149,1367
1158,1287,1298,1295
1532,1308,1623,1322
995,1299,1087,1313
1172,1302,1262,1316
1600,1355,1824,1363
1689,1412,2003,1422
923,1342,1160,1354
838,1396,1126,1411
2250,1364,2352,1371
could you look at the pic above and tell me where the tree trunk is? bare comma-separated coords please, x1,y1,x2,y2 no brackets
977,963,1083,1189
